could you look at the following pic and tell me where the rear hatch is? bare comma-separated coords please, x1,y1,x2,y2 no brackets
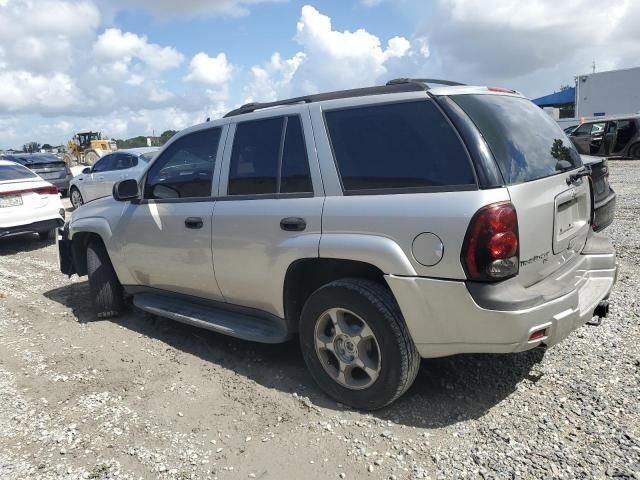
16,155,68,181
451,93,591,287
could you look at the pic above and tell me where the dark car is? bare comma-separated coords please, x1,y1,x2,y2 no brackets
0,153,73,196
582,155,616,232
569,115,640,159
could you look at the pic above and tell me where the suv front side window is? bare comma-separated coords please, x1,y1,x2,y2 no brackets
228,115,312,196
144,127,221,199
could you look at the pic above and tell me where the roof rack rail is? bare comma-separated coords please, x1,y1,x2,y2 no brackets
223,82,429,117
386,78,466,88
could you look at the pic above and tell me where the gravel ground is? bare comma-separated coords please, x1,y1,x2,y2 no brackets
1,161,639,480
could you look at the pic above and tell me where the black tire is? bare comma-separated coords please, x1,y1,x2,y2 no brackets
629,143,640,160
86,239,123,318
60,189,68,198
70,187,83,210
38,229,54,241
299,278,420,410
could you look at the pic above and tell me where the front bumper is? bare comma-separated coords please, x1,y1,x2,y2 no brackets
386,233,617,358
0,217,64,238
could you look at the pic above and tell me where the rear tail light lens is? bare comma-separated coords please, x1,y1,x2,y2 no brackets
462,202,519,281
0,185,58,196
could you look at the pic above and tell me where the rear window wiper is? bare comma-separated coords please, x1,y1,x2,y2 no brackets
566,166,591,186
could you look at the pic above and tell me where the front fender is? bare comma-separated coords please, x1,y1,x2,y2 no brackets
69,217,112,242
319,233,417,276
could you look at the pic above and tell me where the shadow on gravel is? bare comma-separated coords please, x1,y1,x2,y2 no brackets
0,233,55,254
44,281,545,428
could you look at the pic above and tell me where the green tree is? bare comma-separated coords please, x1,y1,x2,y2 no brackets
159,130,178,145
22,141,41,153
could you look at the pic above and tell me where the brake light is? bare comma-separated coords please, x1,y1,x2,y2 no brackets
488,86,517,93
0,185,58,196
462,202,519,281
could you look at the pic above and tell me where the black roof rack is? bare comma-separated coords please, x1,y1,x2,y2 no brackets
223,78,465,117
386,78,466,87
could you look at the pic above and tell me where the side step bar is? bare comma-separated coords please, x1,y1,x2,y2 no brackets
133,293,290,343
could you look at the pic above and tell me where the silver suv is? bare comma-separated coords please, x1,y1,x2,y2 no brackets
58,79,617,410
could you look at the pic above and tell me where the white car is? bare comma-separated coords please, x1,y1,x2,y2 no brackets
69,147,158,209
0,160,64,241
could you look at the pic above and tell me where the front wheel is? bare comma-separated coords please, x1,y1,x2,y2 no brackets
84,150,100,165
70,187,84,210
299,278,420,410
38,229,54,241
87,239,123,318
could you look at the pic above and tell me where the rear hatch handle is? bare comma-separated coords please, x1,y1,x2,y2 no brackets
566,166,591,186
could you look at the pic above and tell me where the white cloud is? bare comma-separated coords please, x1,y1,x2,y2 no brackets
0,71,83,114
184,52,234,85
243,52,306,103
94,28,184,71
361,0,384,6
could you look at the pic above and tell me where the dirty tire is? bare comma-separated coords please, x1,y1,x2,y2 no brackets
299,278,420,410
84,150,100,165
87,239,123,319
630,143,640,160
38,229,54,241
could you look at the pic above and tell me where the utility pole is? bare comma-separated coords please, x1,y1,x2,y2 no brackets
592,61,596,73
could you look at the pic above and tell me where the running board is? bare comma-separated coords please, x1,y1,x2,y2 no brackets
133,293,290,343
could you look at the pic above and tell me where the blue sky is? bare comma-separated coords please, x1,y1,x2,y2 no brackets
0,0,638,148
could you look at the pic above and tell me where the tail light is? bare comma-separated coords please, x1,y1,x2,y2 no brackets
0,185,58,196
462,202,519,281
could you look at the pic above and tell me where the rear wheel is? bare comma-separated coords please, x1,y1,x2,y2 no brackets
87,239,123,318
629,143,640,160
299,278,420,410
70,187,84,210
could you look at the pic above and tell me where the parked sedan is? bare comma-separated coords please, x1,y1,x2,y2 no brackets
69,147,158,209
0,160,64,240
0,153,73,196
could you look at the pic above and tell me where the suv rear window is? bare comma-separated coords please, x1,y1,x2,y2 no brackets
452,94,582,184
325,100,475,193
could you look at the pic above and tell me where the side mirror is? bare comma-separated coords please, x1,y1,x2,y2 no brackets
82,167,91,174
113,179,139,202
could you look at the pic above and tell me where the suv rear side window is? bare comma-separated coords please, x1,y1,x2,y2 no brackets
144,127,221,199
324,100,475,193
228,115,312,195
452,94,582,184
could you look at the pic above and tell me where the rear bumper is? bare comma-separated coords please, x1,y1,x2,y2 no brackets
0,217,64,238
386,232,617,358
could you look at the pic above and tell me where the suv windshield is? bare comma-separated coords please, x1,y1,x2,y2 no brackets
452,94,582,184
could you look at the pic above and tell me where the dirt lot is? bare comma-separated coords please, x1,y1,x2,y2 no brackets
1,162,639,480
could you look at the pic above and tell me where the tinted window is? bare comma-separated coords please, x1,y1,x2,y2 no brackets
280,116,312,194
0,163,38,181
113,154,135,170
573,123,592,136
228,117,282,195
325,101,475,192
92,154,115,172
452,95,582,184
144,128,221,199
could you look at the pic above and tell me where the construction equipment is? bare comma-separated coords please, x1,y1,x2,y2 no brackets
63,131,117,166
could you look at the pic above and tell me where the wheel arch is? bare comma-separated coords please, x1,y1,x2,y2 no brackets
283,258,390,333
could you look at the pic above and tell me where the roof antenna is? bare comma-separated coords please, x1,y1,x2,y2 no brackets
206,117,210,122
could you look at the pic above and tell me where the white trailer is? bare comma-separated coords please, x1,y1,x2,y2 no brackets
575,66,640,120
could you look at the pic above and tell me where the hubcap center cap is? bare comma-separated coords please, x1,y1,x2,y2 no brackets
334,334,357,363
